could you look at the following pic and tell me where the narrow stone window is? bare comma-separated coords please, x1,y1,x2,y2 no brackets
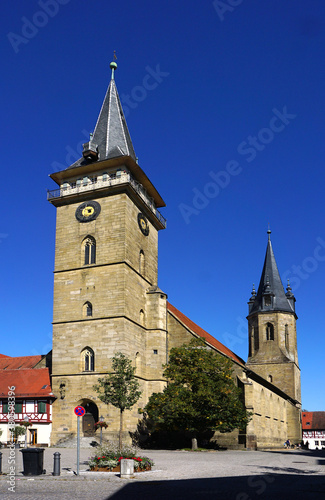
266,323,274,341
82,347,95,372
135,352,140,373
268,375,273,383
83,301,93,318
139,309,145,326
83,236,96,265
285,324,289,351
139,250,145,275
254,326,259,351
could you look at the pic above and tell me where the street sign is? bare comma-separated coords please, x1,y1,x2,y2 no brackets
74,406,85,417
74,406,85,476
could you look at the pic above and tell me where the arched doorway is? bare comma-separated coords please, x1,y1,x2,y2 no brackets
78,399,99,437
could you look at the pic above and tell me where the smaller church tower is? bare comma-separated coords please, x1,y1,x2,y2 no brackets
246,230,301,404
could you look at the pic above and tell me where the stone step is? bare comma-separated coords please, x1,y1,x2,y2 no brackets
55,435,102,448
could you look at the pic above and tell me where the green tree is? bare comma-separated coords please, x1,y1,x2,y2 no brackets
94,352,142,450
144,338,250,449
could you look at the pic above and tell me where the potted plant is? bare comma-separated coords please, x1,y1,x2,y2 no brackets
94,421,108,430
12,426,26,447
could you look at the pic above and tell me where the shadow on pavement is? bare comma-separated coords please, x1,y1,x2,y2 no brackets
106,473,325,500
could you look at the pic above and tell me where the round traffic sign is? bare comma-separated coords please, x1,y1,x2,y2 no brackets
74,406,85,417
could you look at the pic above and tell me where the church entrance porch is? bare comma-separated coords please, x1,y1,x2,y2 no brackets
79,400,98,437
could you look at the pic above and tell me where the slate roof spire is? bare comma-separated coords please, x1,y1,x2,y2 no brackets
73,59,136,168
88,60,136,162
248,230,296,315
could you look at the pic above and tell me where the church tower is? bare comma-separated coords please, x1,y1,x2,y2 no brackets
246,230,301,403
48,61,167,444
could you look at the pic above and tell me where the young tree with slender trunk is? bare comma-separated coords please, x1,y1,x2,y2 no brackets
94,352,142,450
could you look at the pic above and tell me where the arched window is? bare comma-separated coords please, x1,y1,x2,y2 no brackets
83,301,93,317
268,375,273,383
82,347,94,372
266,323,274,341
139,309,145,326
83,236,96,265
139,250,145,275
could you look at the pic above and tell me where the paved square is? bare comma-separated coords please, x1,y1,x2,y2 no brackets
0,447,324,499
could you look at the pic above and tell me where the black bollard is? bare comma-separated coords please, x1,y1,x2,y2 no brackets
52,452,61,476
0,451,2,474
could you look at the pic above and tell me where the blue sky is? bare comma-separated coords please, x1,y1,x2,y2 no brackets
1,0,325,411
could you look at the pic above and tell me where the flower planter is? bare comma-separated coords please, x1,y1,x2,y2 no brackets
90,465,151,472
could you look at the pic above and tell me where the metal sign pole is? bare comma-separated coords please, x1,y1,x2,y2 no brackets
77,415,80,476
74,406,85,477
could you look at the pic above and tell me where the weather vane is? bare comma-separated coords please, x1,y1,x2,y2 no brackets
113,50,117,60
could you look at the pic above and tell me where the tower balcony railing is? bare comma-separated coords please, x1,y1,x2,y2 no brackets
47,172,166,227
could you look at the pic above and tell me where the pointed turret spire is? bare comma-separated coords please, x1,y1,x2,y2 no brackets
248,230,295,315
247,284,256,313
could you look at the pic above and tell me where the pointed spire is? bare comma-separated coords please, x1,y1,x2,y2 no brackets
286,279,294,298
89,60,136,162
70,58,136,168
248,284,256,313
248,230,295,315
286,278,296,312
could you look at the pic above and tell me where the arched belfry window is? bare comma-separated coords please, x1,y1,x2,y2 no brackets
266,322,274,341
139,250,145,275
83,236,96,265
82,347,94,372
83,301,93,318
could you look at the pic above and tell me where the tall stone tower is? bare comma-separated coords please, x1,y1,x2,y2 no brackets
246,230,301,440
48,61,167,444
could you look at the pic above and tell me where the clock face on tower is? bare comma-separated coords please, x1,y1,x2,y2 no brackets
138,213,149,236
75,201,101,223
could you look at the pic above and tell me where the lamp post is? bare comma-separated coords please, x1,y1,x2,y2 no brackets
24,416,29,448
99,416,104,445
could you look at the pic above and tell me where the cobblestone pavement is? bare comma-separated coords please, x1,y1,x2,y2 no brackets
0,447,324,499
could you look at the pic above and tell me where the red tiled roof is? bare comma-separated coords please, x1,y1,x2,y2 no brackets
167,302,245,366
0,368,52,398
0,355,43,370
302,411,325,430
